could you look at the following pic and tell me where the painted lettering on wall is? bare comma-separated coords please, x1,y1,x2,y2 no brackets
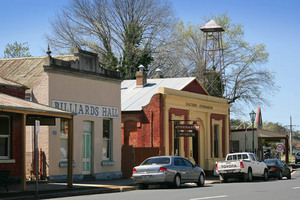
185,102,213,110
52,100,119,118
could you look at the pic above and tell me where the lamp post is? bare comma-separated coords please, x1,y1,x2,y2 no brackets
249,110,256,153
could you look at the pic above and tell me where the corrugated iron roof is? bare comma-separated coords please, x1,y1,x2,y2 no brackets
0,55,76,90
121,77,196,111
256,129,288,138
200,19,224,32
0,76,28,89
232,128,287,138
0,92,74,116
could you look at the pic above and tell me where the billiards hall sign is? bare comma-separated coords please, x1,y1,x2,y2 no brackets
52,100,118,118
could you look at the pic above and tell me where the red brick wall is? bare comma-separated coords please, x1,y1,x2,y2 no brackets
121,93,164,154
182,79,208,95
0,113,23,177
0,85,26,99
210,114,226,158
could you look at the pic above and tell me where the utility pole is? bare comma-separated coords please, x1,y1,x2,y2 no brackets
284,116,299,156
290,116,293,156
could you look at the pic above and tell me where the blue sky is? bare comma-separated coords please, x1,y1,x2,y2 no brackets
1,0,300,130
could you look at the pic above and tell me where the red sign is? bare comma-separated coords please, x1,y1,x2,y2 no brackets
174,124,200,131
276,143,284,152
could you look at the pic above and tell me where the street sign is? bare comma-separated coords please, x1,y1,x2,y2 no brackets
35,120,40,134
177,131,196,137
276,143,284,152
174,124,200,131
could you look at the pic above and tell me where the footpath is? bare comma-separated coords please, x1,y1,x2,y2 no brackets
0,176,220,200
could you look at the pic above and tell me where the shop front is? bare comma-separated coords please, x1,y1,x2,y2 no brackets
0,49,122,181
121,68,231,176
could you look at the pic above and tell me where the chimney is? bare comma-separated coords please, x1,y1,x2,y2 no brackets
153,68,163,79
136,65,147,87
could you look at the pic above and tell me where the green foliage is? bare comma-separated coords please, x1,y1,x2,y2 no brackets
4,41,31,58
121,23,153,79
155,12,276,113
263,121,289,134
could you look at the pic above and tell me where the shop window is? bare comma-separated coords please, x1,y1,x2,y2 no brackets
214,124,219,158
0,116,10,159
103,118,112,161
60,119,68,161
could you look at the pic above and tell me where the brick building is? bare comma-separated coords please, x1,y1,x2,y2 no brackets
121,67,231,176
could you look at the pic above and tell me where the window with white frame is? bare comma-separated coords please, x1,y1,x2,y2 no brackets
0,116,10,159
60,119,68,161
103,118,112,161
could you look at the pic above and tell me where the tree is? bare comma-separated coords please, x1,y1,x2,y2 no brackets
263,121,289,134
4,41,31,58
150,13,277,114
46,0,176,79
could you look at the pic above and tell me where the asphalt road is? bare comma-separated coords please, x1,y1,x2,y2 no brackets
55,169,300,200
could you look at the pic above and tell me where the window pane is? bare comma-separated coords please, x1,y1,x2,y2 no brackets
60,119,68,136
0,117,9,135
0,138,8,156
102,140,108,160
60,139,68,160
103,120,110,139
214,125,219,158
103,119,112,161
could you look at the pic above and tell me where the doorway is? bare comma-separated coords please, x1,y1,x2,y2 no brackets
82,121,93,175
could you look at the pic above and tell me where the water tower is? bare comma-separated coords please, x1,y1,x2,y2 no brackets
200,20,225,97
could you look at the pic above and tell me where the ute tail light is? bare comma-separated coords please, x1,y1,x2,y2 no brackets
215,163,218,170
240,161,244,168
270,166,276,170
132,168,137,173
159,167,168,173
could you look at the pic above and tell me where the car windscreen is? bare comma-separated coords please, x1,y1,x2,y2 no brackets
264,160,277,165
141,157,170,165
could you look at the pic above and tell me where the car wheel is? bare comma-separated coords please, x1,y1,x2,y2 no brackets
173,174,181,188
287,170,291,179
222,175,228,183
247,168,253,182
137,183,148,189
277,170,283,180
197,173,205,187
263,170,268,181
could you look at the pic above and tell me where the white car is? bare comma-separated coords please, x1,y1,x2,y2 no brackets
216,152,268,182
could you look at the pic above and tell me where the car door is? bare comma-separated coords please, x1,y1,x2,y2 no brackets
183,158,198,181
278,160,289,176
174,158,189,181
250,154,261,175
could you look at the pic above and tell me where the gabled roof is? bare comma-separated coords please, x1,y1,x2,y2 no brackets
121,77,207,111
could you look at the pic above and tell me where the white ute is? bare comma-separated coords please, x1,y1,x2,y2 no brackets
215,152,268,182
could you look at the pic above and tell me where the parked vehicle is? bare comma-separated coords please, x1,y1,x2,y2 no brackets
215,152,268,183
263,159,291,179
295,151,300,164
132,156,205,189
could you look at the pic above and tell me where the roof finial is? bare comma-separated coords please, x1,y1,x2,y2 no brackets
46,45,52,56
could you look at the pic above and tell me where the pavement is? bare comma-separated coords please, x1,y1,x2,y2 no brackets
0,176,220,200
